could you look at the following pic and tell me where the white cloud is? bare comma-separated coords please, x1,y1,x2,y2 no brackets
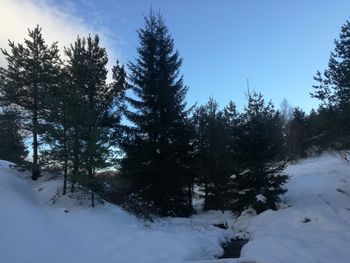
0,0,117,78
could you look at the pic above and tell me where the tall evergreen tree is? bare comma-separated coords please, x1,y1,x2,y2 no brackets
62,37,86,192
0,26,60,179
0,109,28,163
232,92,288,213
41,68,72,195
312,20,350,149
64,35,125,206
122,11,193,216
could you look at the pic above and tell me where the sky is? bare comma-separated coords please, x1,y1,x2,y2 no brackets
1,0,350,113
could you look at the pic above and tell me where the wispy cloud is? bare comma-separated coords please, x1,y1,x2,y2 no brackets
0,0,118,77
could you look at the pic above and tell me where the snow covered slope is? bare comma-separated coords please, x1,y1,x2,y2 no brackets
1,154,350,263
237,153,350,263
0,160,232,263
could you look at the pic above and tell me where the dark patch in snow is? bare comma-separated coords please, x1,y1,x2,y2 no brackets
218,238,249,259
213,223,228,229
302,217,311,223
64,209,69,213
336,188,350,198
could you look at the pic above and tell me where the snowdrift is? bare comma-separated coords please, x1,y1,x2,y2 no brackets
1,154,350,262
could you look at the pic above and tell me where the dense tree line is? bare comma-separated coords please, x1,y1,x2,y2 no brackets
0,27,126,206
310,20,350,152
281,20,350,160
2,12,349,218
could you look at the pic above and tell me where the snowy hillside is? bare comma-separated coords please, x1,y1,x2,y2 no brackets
236,153,350,263
0,160,234,263
1,154,350,262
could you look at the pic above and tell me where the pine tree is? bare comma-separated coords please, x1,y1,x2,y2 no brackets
312,20,350,149
41,68,72,195
223,100,239,168
232,92,288,213
122,11,193,216
192,105,210,207
62,37,87,192
0,109,28,163
0,26,60,179
64,35,125,206
192,98,237,212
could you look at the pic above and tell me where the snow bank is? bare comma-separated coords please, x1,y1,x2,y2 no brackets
236,153,350,263
2,153,349,262
0,163,233,263
0,159,14,168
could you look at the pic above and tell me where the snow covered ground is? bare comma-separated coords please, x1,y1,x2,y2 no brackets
236,153,350,263
1,153,350,262
0,160,233,263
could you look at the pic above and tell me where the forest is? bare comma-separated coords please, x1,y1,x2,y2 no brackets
1,10,350,219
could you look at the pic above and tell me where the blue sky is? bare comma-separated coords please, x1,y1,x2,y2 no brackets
2,0,350,112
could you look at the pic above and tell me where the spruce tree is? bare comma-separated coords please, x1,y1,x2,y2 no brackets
0,109,28,163
232,92,288,213
223,100,239,170
192,98,237,212
122,11,193,216
0,26,60,179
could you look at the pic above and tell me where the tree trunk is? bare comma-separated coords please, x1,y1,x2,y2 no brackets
63,160,68,195
204,174,208,210
71,126,79,193
88,157,95,207
70,176,76,193
187,182,193,212
91,191,95,207
62,125,68,195
31,88,40,180
87,117,96,207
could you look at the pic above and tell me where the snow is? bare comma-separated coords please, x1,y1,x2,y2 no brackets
239,169,250,175
0,161,233,263
255,194,266,203
236,153,350,263
229,174,236,179
1,153,350,262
